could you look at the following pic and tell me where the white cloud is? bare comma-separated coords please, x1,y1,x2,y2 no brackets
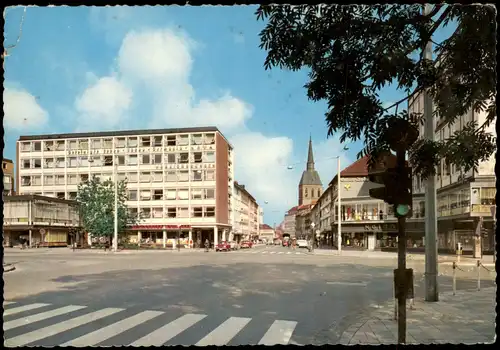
75,76,133,130
74,25,350,224
3,87,49,130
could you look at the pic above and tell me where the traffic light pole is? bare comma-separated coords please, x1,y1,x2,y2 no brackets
396,148,407,345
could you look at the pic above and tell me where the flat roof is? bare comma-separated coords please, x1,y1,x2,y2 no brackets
3,194,79,205
3,158,13,163
17,126,233,148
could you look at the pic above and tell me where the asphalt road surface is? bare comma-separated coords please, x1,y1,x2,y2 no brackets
3,247,495,346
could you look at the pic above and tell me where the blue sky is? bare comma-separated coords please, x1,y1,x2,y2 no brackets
3,6,456,225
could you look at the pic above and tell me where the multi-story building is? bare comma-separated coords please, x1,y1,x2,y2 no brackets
295,202,316,240
3,158,15,196
408,92,496,256
16,127,234,247
3,195,81,248
283,205,298,239
259,224,275,242
316,154,425,251
232,181,260,242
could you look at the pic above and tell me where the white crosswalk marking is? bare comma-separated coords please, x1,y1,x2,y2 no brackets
4,308,123,347
296,252,301,255
258,320,297,345
286,252,291,255
62,310,164,346
196,317,251,346
3,305,87,331
269,252,275,254
4,303,50,316
277,252,284,255
3,301,16,306
262,251,268,254
131,313,206,346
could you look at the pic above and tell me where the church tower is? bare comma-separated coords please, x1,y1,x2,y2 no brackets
298,136,323,205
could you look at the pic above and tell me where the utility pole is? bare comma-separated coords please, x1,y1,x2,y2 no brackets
423,3,439,302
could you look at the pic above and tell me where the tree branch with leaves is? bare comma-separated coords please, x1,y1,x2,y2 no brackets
256,4,496,179
76,176,140,243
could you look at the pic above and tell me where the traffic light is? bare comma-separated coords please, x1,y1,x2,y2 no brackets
394,166,413,218
368,169,399,205
368,166,413,218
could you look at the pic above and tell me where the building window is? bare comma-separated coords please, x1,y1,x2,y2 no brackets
22,159,30,168
21,142,31,152
166,154,176,164
179,153,189,164
116,155,125,165
153,136,163,147
129,208,138,217
33,158,42,168
177,207,189,218
205,170,215,181
44,175,54,185
205,188,215,199
305,188,308,197
56,175,65,185
68,175,78,185
68,157,78,167
165,171,176,182
44,158,54,168
317,189,320,197
128,190,138,201
153,189,163,200
78,139,88,150
141,208,151,218
80,174,89,183
32,176,42,186
141,154,150,165
153,154,162,164
128,172,138,182
140,172,151,183
204,133,215,145
91,139,101,149
192,134,202,145
167,207,177,218
104,156,113,166
178,170,189,182
152,207,163,218
205,207,215,217
178,135,189,146
178,189,189,200
128,155,138,166
166,135,176,146
191,189,203,200
204,152,215,163
140,190,151,201
103,138,112,148
480,187,496,205
33,141,41,151
127,137,138,147
116,137,126,148
117,173,127,182
193,207,203,217
193,152,203,163
166,189,176,200
152,172,162,182
68,192,77,200
192,170,203,181
140,137,151,147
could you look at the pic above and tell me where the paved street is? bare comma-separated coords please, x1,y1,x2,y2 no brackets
3,249,496,346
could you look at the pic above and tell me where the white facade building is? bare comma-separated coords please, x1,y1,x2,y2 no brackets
16,127,234,248
232,181,260,242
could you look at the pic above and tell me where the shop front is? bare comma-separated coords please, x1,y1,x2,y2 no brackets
336,220,425,251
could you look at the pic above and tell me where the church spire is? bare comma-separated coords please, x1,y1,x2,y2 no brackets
307,135,315,171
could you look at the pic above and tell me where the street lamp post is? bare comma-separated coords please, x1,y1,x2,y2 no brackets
310,222,315,252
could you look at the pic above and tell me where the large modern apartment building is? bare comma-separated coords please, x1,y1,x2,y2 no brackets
16,127,234,247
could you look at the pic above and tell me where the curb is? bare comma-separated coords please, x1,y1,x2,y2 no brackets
3,264,16,272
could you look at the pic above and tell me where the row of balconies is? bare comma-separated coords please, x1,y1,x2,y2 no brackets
19,134,217,152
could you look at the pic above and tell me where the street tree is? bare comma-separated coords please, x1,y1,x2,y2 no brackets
76,176,140,245
256,4,496,178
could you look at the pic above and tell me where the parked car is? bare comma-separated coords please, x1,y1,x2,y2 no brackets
297,239,308,248
240,240,253,249
216,241,231,252
229,241,239,250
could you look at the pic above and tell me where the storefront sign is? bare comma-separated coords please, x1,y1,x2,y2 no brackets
130,224,191,230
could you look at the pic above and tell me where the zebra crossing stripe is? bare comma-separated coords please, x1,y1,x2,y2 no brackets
258,320,298,345
3,305,87,331
3,301,16,306
3,303,50,316
195,317,252,346
286,252,291,255
269,252,275,254
131,313,206,346
61,310,164,346
277,252,284,255
4,308,123,347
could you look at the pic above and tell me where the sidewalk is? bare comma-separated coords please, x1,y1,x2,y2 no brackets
313,249,495,265
338,287,496,344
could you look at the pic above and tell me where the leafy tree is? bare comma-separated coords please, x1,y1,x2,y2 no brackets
256,4,496,178
76,176,140,243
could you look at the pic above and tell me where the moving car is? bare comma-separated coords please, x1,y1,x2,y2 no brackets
216,241,231,252
240,240,253,249
297,239,308,248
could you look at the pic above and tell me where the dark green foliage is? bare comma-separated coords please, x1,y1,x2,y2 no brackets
256,4,496,178
76,176,140,239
